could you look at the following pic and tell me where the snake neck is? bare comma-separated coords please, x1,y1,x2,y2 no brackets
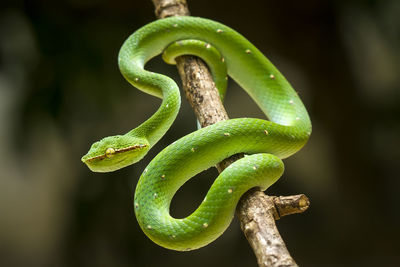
117,24,185,148
130,83,181,146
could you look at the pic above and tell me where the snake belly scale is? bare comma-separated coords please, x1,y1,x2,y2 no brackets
81,16,311,251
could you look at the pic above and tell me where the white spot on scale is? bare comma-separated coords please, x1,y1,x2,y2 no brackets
217,29,223,33
202,223,209,228
228,188,233,194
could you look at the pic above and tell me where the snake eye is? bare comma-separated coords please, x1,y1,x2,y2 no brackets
105,147,115,158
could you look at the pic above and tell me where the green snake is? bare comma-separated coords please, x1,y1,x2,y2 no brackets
81,16,311,251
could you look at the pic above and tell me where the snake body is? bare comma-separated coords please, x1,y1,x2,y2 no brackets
82,16,311,251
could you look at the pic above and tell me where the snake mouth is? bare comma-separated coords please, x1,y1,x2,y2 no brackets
83,144,148,163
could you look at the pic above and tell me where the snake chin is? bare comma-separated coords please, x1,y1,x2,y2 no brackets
81,135,149,173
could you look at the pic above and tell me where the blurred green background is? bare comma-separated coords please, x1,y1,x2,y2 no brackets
1,0,399,266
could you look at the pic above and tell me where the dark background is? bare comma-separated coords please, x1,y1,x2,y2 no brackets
1,0,399,266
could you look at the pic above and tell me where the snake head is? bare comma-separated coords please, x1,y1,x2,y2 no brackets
81,135,150,172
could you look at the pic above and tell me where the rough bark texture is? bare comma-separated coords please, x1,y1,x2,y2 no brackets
151,1,310,266
237,189,299,267
175,56,228,126
272,194,310,220
153,0,190,18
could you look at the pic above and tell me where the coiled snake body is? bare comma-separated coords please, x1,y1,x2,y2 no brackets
82,16,311,251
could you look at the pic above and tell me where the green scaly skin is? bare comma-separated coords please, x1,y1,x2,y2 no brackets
81,16,311,251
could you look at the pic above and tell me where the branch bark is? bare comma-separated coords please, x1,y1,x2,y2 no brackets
151,1,310,266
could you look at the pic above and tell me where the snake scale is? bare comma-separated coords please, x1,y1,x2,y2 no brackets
82,16,311,251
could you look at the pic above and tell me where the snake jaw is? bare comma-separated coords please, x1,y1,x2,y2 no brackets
82,144,149,163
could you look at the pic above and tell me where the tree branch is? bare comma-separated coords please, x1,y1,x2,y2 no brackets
151,1,310,266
